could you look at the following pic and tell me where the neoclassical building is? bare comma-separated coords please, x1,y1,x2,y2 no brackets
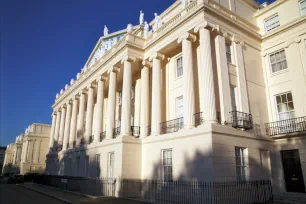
46,0,306,195
2,135,23,174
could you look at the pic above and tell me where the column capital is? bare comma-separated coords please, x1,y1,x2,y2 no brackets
79,89,88,95
95,75,107,83
86,83,97,90
108,66,120,74
61,104,67,109
72,94,80,101
194,20,214,33
284,37,301,49
177,32,197,44
121,55,136,64
66,99,73,105
212,25,228,38
142,60,152,68
231,35,245,46
149,53,165,61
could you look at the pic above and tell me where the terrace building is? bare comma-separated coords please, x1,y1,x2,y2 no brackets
46,0,306,196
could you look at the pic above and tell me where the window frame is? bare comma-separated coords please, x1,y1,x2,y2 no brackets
161,149,173,182
175,96,184,118
175,55,183,79
269,49,288,74
107,152,114,179
274,92,295,121
225,43,233,64
299,0,306,16
264,13,280,33
235,147,248,181
95,154,100,178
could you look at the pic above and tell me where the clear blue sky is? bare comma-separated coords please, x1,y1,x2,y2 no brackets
0,0,269,146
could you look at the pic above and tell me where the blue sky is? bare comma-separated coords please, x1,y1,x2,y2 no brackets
0,0,269,146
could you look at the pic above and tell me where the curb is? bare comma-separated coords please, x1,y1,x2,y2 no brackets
17,184,73,204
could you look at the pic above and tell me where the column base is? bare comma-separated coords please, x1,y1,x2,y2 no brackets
150,132,160,136
120,132,131,137
204,119,218,124
183,125,195,130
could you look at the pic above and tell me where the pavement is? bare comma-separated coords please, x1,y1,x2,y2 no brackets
15,182,147,204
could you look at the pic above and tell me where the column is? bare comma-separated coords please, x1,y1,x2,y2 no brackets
178,33,197,128
140,61,151,137
69,97,79,147
85,84,95,143
120,56,136,136
94,76,106,143
63,101,72,150
48,112,57,150
76,90,86,145
233,39,249,113
150,53,165,135
134,79,141,127
106,67,119,139
58,105,66,145
195,23,217,123
54,109,61,145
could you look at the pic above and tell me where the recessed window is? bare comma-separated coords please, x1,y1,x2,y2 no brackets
226,43,232,64
300,0,306,16
162,149,173,182
176,96,184,118
176,56,183,78
235,147,248,181
230,86,238,111
108,152,114,179
95,154,100,178
264,14,280,32
275,92,295,120
269,49,288,73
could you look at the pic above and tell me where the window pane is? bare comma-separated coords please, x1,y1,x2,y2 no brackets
281,94,287,103
288,102,294,110
287,93,292,101
276,96,281,104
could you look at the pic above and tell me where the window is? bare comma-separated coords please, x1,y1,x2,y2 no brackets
95,154,100,178
235,147,248,181
176,56,183,78
108,152,114,179
300,0,306,16
76,157,80,176
275,92,295,120
230,86,238,111
118,92,122,105
269,49,288,73
162,149,173,182
226,43,232,64
264,14,280,32
176,96,184,118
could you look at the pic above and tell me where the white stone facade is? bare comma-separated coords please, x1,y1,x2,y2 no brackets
45,0,306,195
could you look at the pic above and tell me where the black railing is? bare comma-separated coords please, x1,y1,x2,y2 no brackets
147,126,151,136
265,116,306,136
160,117,184,134
113,126,121,138
73,141,76,148
89,136,93,144
131,126,140,137
100,132,106,142
194,111,222,126
120,179,273,204
230,111,253,130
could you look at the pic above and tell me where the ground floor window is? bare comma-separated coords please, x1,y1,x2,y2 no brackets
95,154,100,178
235,147,248,181
108,152,114,179
162,149,173,182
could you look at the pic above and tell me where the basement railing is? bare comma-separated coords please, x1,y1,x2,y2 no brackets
131,126,140,137
265,116,306,136
100,131,106,142
230,111,253,130
160,117,184,135
194,111,221,126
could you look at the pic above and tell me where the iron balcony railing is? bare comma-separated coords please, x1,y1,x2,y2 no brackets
113,126,121,138
100,131,106,142
89,135,93,144
230,111,253,130
194,112,221,126
131,126,140,137
265,116,306,136
160,117,184,134
73,141,76,148
147,126,151,136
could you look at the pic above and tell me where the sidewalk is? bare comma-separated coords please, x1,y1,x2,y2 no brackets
19,183,147,204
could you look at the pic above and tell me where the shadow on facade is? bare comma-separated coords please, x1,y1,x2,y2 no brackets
2,164,20,175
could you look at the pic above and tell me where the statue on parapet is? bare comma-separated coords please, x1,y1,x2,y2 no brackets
104,25,109,37
139,10,145,26
154,13,162,30
144,21,149,38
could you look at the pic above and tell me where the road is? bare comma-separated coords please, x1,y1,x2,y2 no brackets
0,184,66,204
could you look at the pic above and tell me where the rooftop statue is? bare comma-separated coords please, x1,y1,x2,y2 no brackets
104,25,109,37
139,10,145,26
144,21,149,38
56,93,59,98
154,13,162,30
181,0,188,8
65,84,69,90
127,24,133,34
70,79,74,85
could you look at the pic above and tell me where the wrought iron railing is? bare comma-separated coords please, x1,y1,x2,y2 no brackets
113,126,121,138
265,117,306,136
230,111,253,130
89,135,93,144
131,126,140,137
73,141,76,148
160,117,184,134
100,131,106,142
81,138,85,145
147,126,151,136
194,111,222,126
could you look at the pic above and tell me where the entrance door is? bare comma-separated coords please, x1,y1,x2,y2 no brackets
281,150,305,192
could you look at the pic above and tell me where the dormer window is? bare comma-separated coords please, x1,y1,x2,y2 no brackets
264,14,280,32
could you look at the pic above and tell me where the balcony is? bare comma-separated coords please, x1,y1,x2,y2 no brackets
194,112,221,126
230,111,253,130
89,135,93,144
113,126,121,138
100,131,106,142
160,117,184,135
131,126,140,137
265,117,306,136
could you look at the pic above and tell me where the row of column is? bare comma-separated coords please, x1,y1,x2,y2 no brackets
48,22,249,150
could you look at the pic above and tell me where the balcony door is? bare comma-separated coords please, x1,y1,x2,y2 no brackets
281,150,305,193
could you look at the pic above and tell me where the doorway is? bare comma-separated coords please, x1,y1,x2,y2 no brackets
281,150,305,193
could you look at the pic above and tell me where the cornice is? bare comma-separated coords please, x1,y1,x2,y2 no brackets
254,0,288,18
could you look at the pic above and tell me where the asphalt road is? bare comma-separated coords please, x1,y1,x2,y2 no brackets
0,184,66,204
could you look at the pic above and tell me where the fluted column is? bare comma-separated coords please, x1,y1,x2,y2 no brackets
77,91,86,145
140,60,151,137
106,67,119,139
94,76,106,143
54,109,61,144
232,38,249,113
85,84,95,143
178,33,197,128
120,56,136,136
58,105,66,145
48,112,57,150
63,101,72,150
134,79,141,127
69,96,79,148
150,53,165,135
195,23,217,123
